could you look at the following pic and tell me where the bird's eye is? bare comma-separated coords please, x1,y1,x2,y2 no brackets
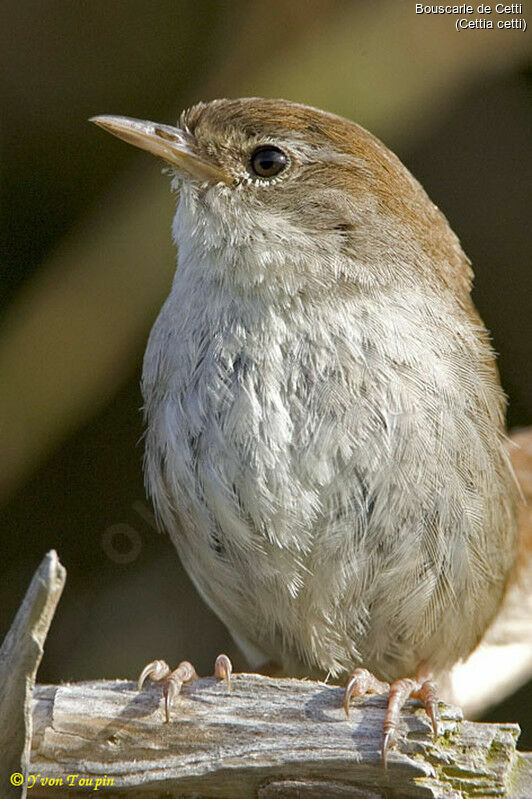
249,146,288,179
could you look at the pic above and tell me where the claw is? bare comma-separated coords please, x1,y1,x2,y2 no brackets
418,679,439,738
138,659,170,691
138,659,198,721
164,675,180,723
343,667,388,717
343,666,440,765
214,654,232,690
136,654,232,723
343,673,359,717
162,661,198,722
426,700,439,738
381,728,395,768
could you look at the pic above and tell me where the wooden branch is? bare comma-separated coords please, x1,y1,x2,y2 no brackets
0,551,65,799
28,675,528,798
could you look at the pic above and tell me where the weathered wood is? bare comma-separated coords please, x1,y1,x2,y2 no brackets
0,551,65,799
28,674,522,798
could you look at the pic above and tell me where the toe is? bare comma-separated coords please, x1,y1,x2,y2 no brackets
381,678,417,764
214,654,232,690
343,667,389,717
138,659,170,691
414,679,439,738
161,661,198,722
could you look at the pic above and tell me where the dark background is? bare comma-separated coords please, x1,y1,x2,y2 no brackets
1,0,531,746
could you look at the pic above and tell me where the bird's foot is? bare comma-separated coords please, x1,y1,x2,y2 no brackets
138,653,232,722
343,668,439,765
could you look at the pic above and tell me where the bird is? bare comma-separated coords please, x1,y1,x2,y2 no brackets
91,98,519,761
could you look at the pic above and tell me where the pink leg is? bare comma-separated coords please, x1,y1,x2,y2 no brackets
412,679,439,738
382,677,439,765
343,669,440,765
138,653,233,721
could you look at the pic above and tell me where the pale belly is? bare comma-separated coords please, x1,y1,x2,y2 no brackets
142,289,517,682
143,338,515,682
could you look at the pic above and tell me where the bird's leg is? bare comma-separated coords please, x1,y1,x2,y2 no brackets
138,654,232,722
138,659,197,723
343,668,439,765
382,677,439,765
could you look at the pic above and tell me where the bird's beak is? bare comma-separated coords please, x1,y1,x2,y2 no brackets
90,115,231,185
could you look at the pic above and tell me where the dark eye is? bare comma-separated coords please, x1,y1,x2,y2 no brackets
249,146,288,178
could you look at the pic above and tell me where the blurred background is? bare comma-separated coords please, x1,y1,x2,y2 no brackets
1,0,530,744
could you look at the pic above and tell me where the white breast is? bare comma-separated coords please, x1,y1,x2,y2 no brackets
141,193,516,680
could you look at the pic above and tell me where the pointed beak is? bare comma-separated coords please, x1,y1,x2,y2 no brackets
90,115,231,185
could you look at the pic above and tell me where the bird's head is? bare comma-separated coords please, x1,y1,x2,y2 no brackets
92,98,469,299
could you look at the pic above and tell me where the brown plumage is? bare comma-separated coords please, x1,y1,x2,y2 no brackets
93,98,519,758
